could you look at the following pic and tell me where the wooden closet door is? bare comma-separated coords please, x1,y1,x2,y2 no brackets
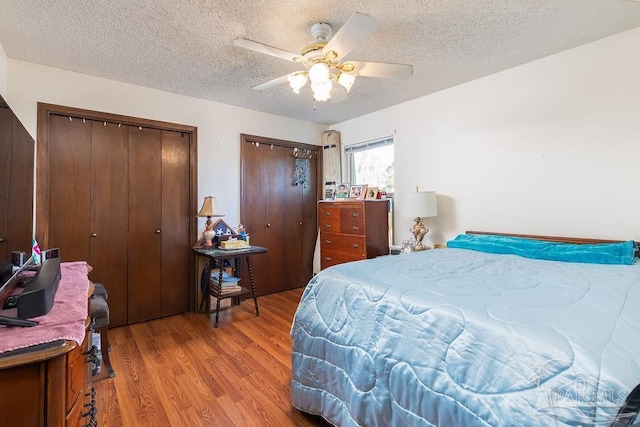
128,127,162,323
283,151,305,291
90,121,129,327
241,136,319,295
242,141,284,295
160,130,190,316
48,115,92,262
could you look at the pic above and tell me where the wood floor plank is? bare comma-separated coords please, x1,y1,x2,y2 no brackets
93,288,328,426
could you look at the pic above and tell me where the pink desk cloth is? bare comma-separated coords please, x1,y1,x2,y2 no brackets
0,261,90,354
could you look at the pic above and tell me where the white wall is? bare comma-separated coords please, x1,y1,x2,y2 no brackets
4,60,326,229
0,42,7,98
333,27,640,245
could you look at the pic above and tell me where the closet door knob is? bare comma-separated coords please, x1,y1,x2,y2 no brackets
0,238,5,242
299,222,303,225
267,223,271,227
156,229,161,233
91,233,97,237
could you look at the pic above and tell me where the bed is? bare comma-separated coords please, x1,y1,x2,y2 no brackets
290,232,640,426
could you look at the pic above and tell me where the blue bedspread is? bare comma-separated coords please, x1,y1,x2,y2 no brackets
290,249,640,426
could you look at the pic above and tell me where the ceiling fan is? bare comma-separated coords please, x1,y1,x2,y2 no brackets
233,12,413,103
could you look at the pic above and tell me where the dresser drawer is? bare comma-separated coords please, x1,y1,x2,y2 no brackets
339,220,365,235
340,206,364,221
319,219,341,233
319,203,364,220
66,332,90,412
320,249,365,270
320,232,366,255
319,219,365,235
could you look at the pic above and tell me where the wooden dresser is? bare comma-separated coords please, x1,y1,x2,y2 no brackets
318,200,390,269
0,263,95,427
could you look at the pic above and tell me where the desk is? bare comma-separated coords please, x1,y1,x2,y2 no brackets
0,262,95,427
193,245,268,328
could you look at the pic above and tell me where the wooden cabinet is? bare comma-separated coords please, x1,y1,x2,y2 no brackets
0,268,94,427
37,104,196,325
0,333,94,427
0,97,34,262
318,200,390,270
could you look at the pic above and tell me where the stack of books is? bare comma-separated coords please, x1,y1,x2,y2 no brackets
211,270,241,295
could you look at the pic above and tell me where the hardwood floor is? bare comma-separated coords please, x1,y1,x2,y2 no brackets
93,288,329,427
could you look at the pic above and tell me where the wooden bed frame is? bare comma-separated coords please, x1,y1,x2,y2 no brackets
467,231,640,257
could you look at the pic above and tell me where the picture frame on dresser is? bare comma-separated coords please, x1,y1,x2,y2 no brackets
336,183,350,199
365,186,379,200
324,188,336,200
349,184,365,199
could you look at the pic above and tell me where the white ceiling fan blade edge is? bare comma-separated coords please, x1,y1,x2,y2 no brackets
252,73,296,91
347,61,413,79
234,38,302,62
322,12,378,60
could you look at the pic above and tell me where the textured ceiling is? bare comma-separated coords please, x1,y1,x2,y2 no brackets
1,0,639,125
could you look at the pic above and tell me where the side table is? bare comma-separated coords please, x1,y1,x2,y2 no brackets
193,245,268,328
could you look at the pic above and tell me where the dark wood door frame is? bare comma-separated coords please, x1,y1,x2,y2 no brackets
36,103,199,310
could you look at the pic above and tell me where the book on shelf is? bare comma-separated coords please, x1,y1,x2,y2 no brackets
210,270,241,285
217,285,242,295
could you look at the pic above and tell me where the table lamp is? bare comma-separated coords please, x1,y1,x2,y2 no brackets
395,190,438,251
197,196,224,247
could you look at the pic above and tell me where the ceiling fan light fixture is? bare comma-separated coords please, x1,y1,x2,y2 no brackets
288,73,307,94
337,72,356,92
311,80,332,102
309,62,330,84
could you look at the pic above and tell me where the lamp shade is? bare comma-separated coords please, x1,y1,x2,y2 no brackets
197,196,224,218
395,191,438,218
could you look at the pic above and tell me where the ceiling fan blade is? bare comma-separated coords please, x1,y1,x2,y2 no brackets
252,73,295,91
234,38,304,63
346,61,413,79
322,13,378,60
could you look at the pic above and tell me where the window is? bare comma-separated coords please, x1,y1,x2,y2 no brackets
344,137,394,193
345,137,394,244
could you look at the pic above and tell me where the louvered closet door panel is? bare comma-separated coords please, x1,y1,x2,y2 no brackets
160,130,190,316
48,115,92,262
90,121,129,327
128,126,162,323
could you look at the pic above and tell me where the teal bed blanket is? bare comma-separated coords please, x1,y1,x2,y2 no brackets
447,234,637,265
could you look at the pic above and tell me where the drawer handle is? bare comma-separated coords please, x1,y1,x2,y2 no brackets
351,226,360,230
324,257,332,261
324,240,331,244
324,224,331,229
324,211,330,216
84,345,98,364
351,243,360,248
0,238,6,242
86,388,96,398
351,213,359,217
